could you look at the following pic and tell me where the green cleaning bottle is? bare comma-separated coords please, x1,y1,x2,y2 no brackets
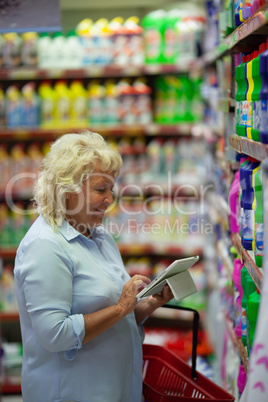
248,288,261,355
246,53,254,139
241,269,256,349
141,10,166,64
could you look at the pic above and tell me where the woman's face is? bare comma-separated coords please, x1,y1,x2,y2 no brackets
65,169,115,235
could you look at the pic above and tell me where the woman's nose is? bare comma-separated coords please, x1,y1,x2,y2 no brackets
104,191,114,205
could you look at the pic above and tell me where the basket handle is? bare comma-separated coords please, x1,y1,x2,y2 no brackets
162,304,199,380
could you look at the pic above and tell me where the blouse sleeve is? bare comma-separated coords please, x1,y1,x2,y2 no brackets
15,237,85,357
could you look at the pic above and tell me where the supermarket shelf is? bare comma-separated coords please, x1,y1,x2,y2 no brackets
231,232,263,291
229,134,268,161
224,313,249,373
203,8,268,65
0,123,196,141
0,62,194,81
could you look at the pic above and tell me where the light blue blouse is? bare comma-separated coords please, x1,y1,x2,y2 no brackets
14,215,144,402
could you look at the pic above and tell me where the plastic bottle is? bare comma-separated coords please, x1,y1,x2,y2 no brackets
132,77,152,124
21,82,40,127
21,32,38,67
260,47,268,143
242,158,260,251
252,42,267,142
141,10,166,64
37,32,52,69
246,52,254,139
234,0,243,26
229,170,240,233
38,81,56,128
91,18,113,65
0,34,4,68
0,85,5,126
232,258,243,337
0,204,12,248
235,55,247,137
0,145,11,193
88,80,106,124
5,85,22,128
248,288,261,354
241,270,256,349
69,80,87,127
254,167,263,268
49,32,66,69
237,364,247,397
104,79,120,124
64,30,82,68
123,16,144,66
3,32,21,67
54,80,72,128
11,202,28,246
241,55,250,137
117,78,136,124
239,157,249,242
162,9,181,64
75,18,94,66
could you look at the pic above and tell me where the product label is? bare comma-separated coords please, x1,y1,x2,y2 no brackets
144,29,161,59
260,100,268,132
255,223,264,257
253,100,261,130
234,286,242,328
241,100,249,126
241,307,247,338
243,208,254,241
247,101,252,128
236,101,241,125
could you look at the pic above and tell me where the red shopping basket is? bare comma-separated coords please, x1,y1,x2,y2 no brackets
142,305,235,401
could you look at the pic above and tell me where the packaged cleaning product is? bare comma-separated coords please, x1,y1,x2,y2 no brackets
118,78,136,124
235,55,247,136
232,258,243,337
252,44,266,142
248,288,261,354
0,145,11,193
229,170,240,234
91,18,112,65
132,77,152,124
64,31,82,68
246,52,254,139
37,32,52,69
241,270,256,349
6,85,22,128
254,167,263,267
38,81,56,128
0,204,12,248
141,10,166,64
50,32,66,69
21,82,40,127
21,32,38,67
162,9,181,64
70,80,87,127
0,85,5,126
54,80,72,128
104,79,120,124
259,48,268,143
88,80,106,124
75,18,94,66
124,16,144,66
3,33,21,67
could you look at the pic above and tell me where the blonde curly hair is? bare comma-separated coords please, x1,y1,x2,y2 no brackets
32,130,122,229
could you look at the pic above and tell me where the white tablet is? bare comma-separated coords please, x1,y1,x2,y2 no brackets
136,255,199,299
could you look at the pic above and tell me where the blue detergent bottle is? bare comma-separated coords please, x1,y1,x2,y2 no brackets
260,48,268,143
242,157,260,251
239,157,250,243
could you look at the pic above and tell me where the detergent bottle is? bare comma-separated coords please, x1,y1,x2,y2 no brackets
3,32,21,67
254,167,263,268
124,16,144,66
0,85,5,126
21,32,38,67
21,82,40,127
260,46,268,143
54,80,72,128
104,79,120,124
69,80,87,127
37,32,52,69
248,288,261,354
132,77,152,124
162,9,181,64
235,55,247,136
50,32,66,68
88,80,106,124
233,258,243,338
141,10,166,64
5,85,22,128
234,0,243,26
229,169,240,234
252,42,267,142
241,269,256,349
38,81,56,128
246,52,254,139
75,18,94,66
64,30,82,68
237,364,247,398
242,157,260,250
92,18,112,65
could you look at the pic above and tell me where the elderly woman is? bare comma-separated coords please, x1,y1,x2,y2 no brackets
14,131,173,402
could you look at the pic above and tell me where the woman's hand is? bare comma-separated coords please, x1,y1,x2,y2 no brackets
116,275,151,316
134,285,174,324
